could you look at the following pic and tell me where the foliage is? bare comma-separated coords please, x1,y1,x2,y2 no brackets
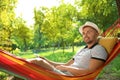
12,17,33,51
0,0,17,51
0,0,119,52
75,0,118,32
0,72,8,80
0,0,120,79
37,3,81,53
33,8,46,50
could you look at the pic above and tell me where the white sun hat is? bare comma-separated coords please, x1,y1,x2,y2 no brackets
79,21,100,34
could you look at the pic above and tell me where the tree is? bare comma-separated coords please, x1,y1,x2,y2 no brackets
12,17,33,51
41,3,79,53
33,8,46,51
116,0,120,17
0,0,17,51
75,0,118,32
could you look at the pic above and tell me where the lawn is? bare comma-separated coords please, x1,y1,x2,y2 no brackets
0,46,120,80
97,55,120,80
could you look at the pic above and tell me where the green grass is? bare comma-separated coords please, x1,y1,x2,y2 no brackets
19,46,81,60
0,72,7,80
0,47,120,80
97,55,120,80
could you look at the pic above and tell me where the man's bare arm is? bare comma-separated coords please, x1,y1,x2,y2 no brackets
56,58,105,76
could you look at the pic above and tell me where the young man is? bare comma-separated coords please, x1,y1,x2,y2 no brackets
28,21,108,76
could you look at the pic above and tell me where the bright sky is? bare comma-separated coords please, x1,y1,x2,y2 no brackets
15,0,74,26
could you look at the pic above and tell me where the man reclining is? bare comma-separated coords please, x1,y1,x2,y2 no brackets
27,21,108,76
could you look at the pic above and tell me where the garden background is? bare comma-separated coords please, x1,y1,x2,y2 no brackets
0,0,120,80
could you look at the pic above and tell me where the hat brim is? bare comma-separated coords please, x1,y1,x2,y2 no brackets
79,24,100,35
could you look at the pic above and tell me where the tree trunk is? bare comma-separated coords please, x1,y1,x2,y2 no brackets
72,41,74,52
116,0,120,17
23,38,27,51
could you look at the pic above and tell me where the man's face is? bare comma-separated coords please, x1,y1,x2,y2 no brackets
82,26,99,44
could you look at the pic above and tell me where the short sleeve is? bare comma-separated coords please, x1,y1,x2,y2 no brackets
73,48,84,59
91,45,108,61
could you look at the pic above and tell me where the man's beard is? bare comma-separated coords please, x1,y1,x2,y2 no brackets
84,38,93,44
86,40,93,44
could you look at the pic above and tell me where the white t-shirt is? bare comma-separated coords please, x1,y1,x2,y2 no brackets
71,43,108,69
54,43,108,76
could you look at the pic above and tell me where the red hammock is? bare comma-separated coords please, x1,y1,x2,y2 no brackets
0,19,120,80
